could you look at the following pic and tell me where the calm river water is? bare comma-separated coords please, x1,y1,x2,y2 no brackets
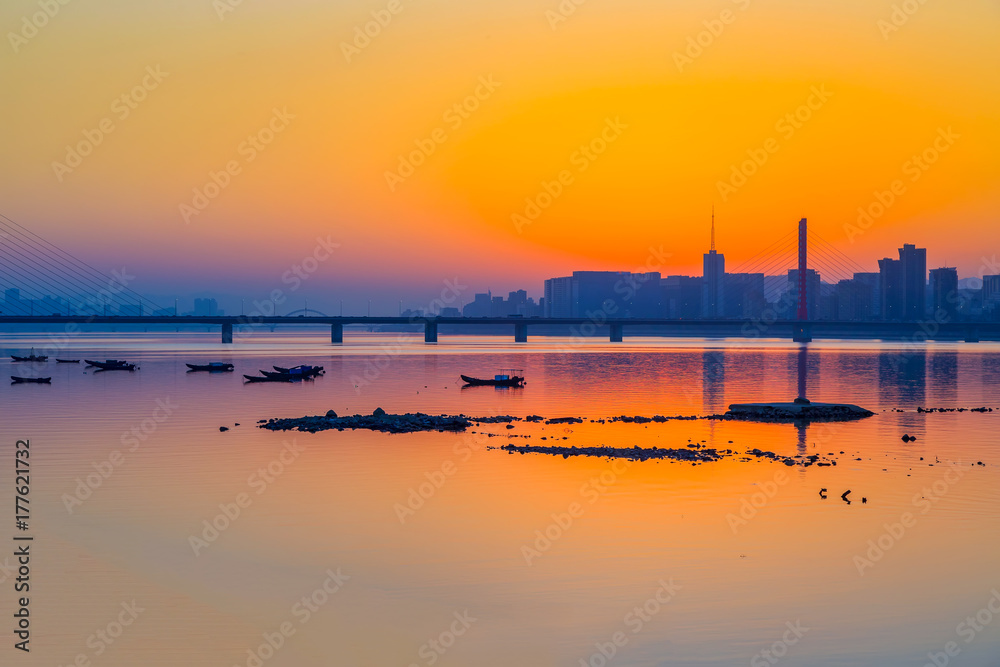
1,332,998,666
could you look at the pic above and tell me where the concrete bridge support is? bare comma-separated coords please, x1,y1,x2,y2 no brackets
221,322,233,343
424,321,438,343
331,323,343,344
610,323,623,342
514,322,528,343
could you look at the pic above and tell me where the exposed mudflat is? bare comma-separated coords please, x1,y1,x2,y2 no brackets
497,443,836,466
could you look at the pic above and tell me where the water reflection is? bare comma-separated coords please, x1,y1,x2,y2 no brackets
879,347,927,406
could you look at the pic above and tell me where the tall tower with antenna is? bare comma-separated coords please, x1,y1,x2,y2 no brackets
702,208,725,318
711,206,716,253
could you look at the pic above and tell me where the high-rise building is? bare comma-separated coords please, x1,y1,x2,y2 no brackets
878,257,904,320
462,292,492,317
899,243,927,319
836,279,875,321
929,267,959,319
3,288,25,315
193,298,221,317
723,273,765,318
543,271,663,318
661,276,702,318
701,212,725,318
852,272,880,319
879,244,927,320
543,277,575,318
983,275,1000,318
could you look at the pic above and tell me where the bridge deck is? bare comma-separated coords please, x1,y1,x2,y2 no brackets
1,316,996,343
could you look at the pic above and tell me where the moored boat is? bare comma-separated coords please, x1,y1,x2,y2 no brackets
11,376,51,384
56,359,80,363
186,362,235,372
243,373,292,383
460,369,525,387
273,364,324,377
11,351,48,362
86,359,137,371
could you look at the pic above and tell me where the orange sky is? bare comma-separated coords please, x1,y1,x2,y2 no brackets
1,0,998,309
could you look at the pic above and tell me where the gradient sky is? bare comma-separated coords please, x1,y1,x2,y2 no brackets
2,0,998,313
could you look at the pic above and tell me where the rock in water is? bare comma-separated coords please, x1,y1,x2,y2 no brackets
219,426,229,432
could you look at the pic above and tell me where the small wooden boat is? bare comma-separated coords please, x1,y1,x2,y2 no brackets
11,376,51,384
261,370,302,380
186,362,235,372
273,364,324,377
56,359,81,363
243,374,292,383
86,359,137,371
85,359,135,370
11,354,48,362
460,370,525,387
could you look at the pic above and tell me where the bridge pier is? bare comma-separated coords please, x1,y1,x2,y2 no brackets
965,326,980,343
610,323,623,342
514,322,528,343
221,322,233,344
792,322,812,343
424,321,438,343
331,323,343,344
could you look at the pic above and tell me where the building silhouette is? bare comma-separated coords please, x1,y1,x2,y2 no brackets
878,257,904,320
701,212,725,318
723,273,765,318
542,271,663,318
879,244,927,320
930,267,958,319
899,243,927,319
661,275,702,318
983,275,1000,319
193,298,222,317
543,278,574,318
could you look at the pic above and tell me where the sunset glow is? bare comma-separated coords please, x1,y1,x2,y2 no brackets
3,0,998,307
